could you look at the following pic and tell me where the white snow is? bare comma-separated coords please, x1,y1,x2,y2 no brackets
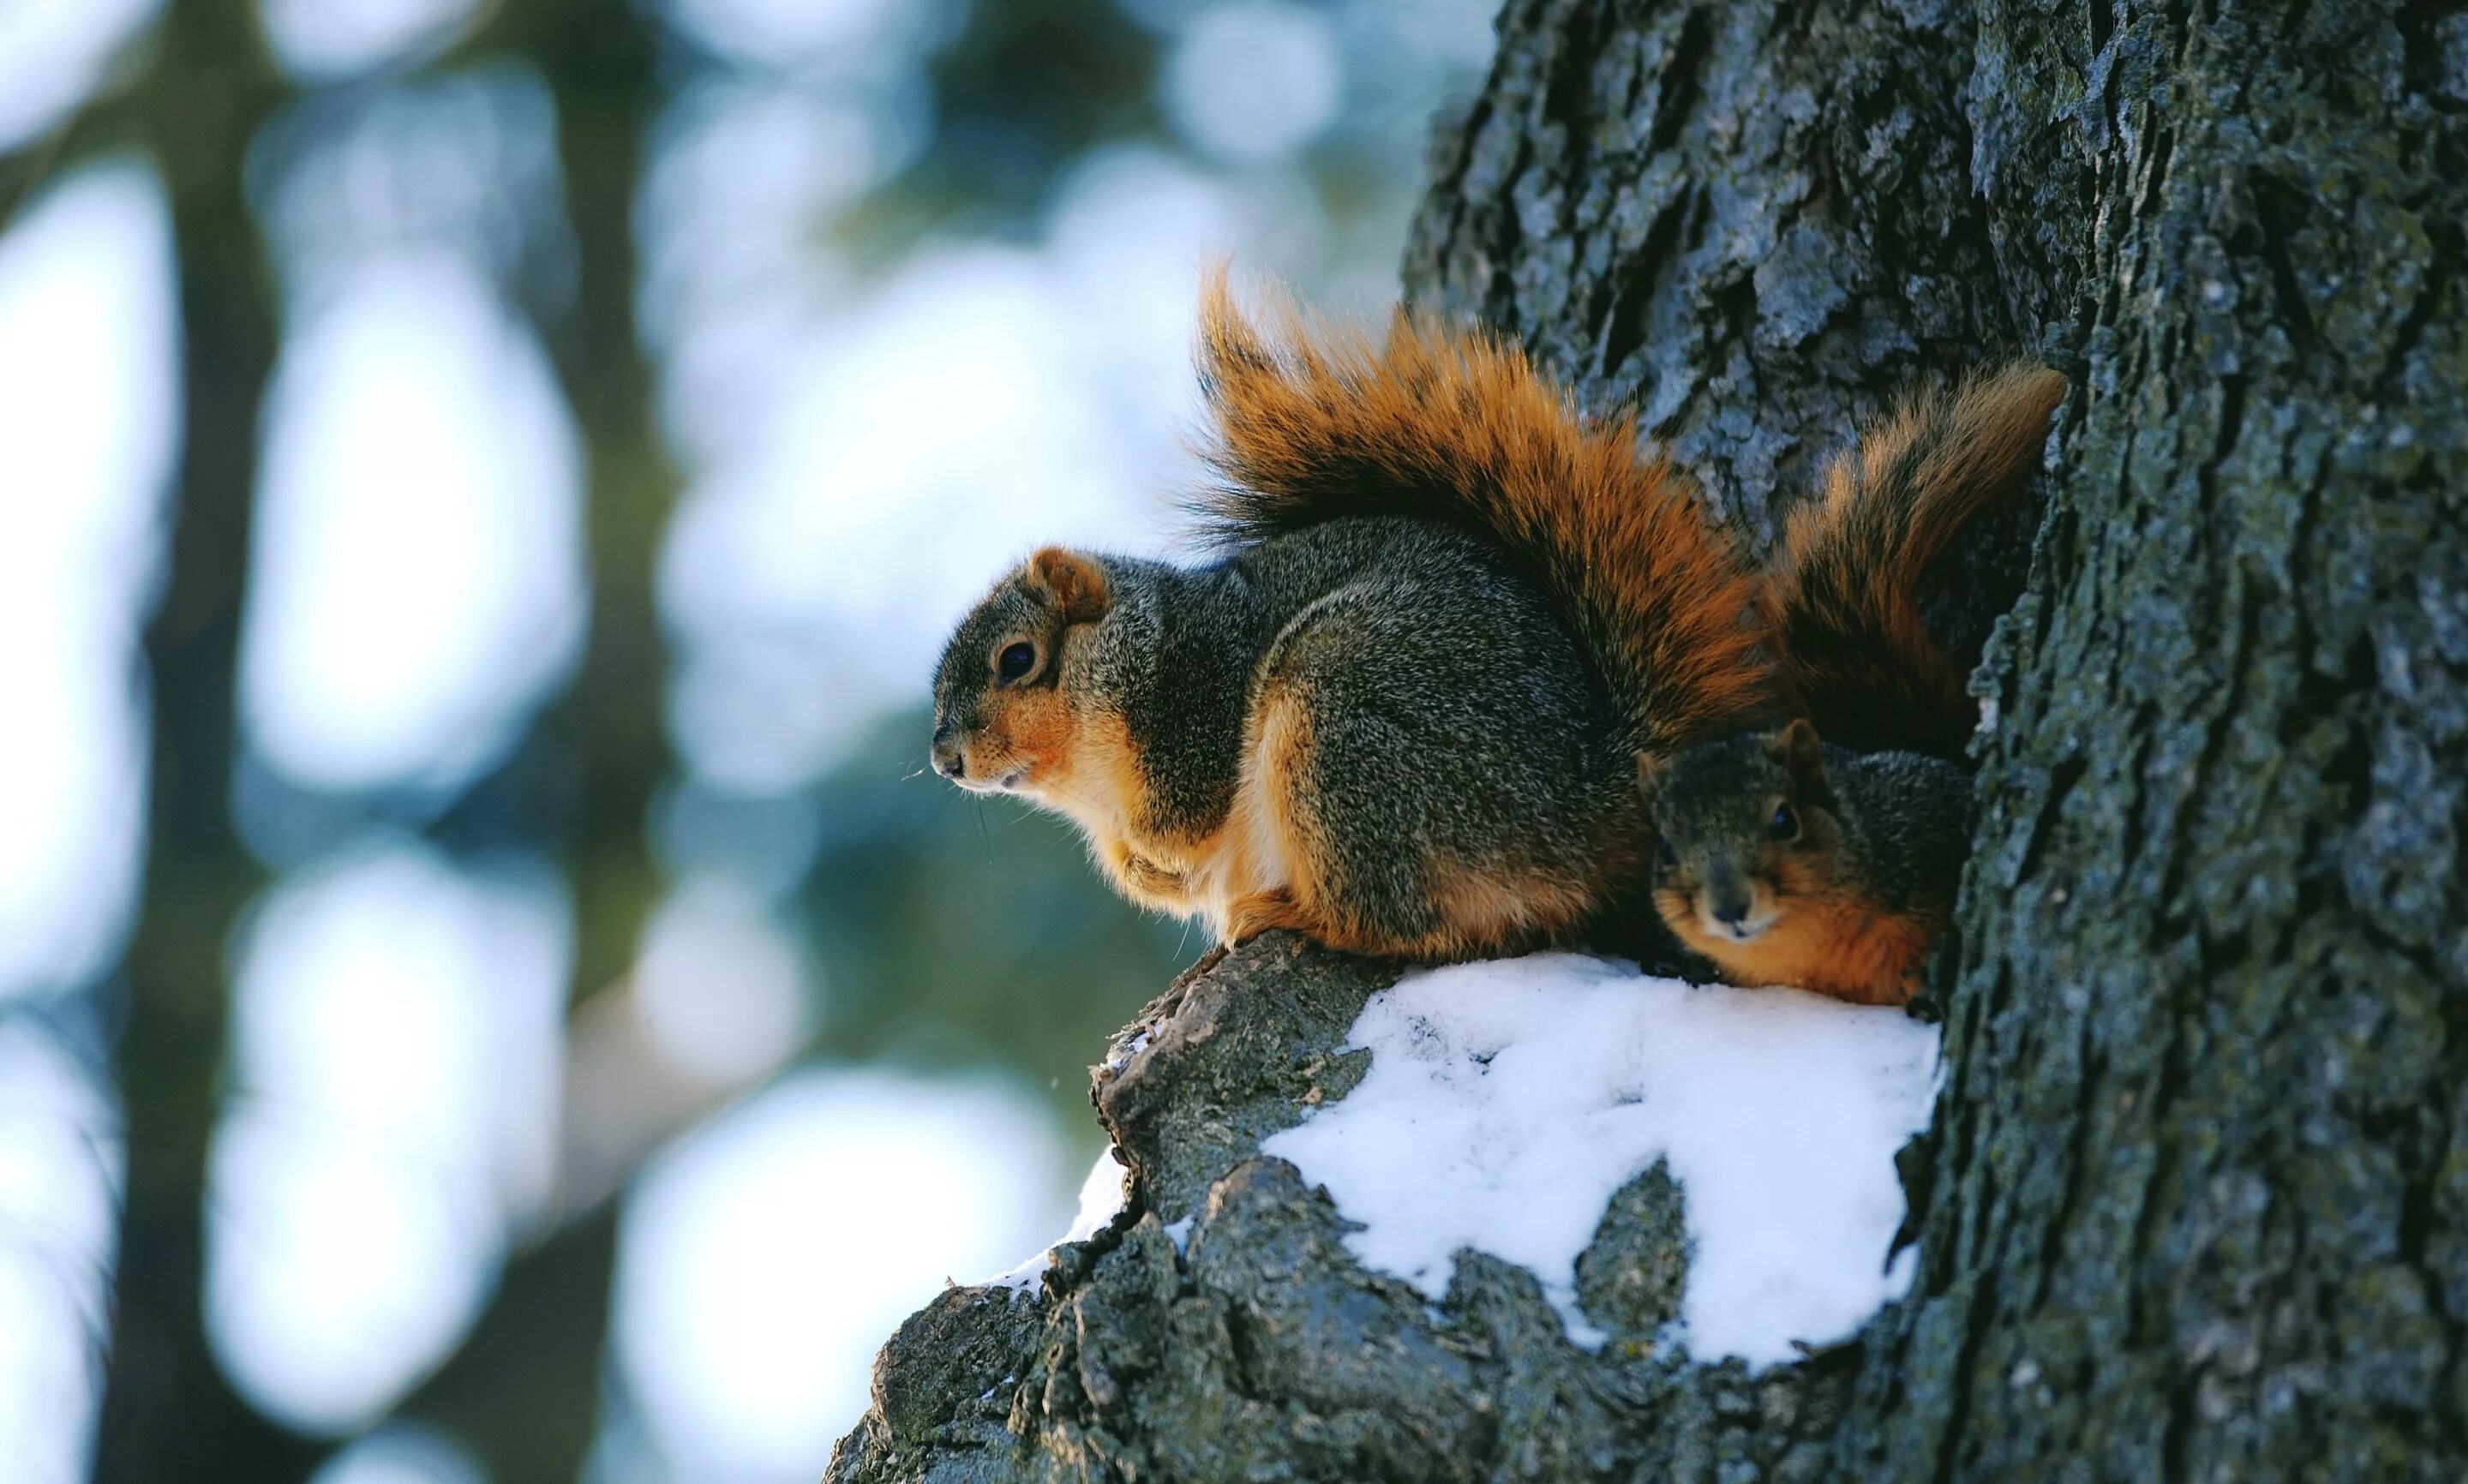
1261,954,1939,1367
988,1146,1130,1292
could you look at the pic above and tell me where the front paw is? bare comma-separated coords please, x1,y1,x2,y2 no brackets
1224,888,1311,945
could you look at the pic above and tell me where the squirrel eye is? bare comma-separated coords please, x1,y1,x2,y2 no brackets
1655,838,1677,869
997,642,1037,682
1770,803,1800,841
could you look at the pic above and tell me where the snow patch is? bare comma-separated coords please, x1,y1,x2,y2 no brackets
988,1145,1129,1292
1261,954,1938,1367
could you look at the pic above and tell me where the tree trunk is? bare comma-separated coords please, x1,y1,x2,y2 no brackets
830,0,2467,1479
91,3,309,1478
1837,0,2468,1475
89,3,675,1474
397,5,674,1475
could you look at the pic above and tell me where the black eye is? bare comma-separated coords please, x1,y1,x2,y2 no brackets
1770,804,1800,841
997,642,1037,682
1655,838,1677,869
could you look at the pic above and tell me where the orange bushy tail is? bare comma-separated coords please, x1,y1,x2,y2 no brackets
1766,364,2066,759
1191,271,1768,760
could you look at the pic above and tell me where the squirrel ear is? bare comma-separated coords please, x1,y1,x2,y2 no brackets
1767,719,1836,807
1026,547,1111,625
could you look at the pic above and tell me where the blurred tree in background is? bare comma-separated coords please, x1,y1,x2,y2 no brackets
0,0,1488,1480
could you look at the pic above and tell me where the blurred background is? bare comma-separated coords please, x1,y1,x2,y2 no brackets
0,0,1492,1480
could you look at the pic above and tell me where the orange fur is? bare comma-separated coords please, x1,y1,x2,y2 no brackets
1043,709,1217,917
1177,272,1777,955
1233,681,1318,932
1195,269,1771,759
958,277,2007,965
973,681,1077,793
1027,546,1110,623
1222,679,1606,960
1656,878,1938,1007
1679,900,1934,1007
1225,887,1318,943
1057,686,1316,945
1656,835,1950,1006
1253,664,1606,959
1764,364,2065,757
1112,846,1189,901
1251,864,1597,962
1418,865,1596,956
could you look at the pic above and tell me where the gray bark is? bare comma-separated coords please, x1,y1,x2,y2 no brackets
830,937,1852,1483
830,0,2468,1478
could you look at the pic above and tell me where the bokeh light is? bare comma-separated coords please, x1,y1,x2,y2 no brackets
1164,3,1345,163
0,1026,123,1484
208,841,566,1433
612,1068,1069,1481
308,1423,488,1484
630,873,812,1086
257,0,479,81
240,255,585,797
658,0,961,73
0,0,1500,1476
0,162,176,1001
0,0,159,154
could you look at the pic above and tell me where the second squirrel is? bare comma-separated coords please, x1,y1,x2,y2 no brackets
1638,363,2066,1003
1645,720,1973,1006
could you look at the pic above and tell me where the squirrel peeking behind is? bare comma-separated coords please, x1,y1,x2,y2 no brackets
931,271,2063,993
1646,721,1974,1006
1644,367,2065,1003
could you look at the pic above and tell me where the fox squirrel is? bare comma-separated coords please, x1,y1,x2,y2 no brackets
930,274,2061,970
931,272,1766,960
1645,720,1974,1005
1644,367,2066,1001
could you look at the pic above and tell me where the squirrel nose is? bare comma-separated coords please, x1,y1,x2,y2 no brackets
1707,876,1754,929
930,727,965,781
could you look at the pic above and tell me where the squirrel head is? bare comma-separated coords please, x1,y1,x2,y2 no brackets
930,547,1113,796
1640,719,1848,958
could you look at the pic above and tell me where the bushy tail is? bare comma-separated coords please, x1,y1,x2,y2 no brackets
1766,364,2066,759
1191,270,1768,760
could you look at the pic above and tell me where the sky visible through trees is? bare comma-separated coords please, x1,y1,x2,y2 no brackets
0,0,1494,1478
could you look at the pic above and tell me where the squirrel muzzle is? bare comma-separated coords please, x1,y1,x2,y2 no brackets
1698,864,1778,943
929,721,1014,790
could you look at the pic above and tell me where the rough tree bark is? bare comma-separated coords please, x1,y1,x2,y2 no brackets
830,0,2467,1479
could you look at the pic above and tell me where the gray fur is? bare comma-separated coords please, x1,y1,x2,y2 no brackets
1650,731,1974,920
932,517,1639,943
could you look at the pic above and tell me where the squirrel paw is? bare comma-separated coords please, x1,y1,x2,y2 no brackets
1224,888,1316,947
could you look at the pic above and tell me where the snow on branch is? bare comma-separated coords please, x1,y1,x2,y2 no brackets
1261,954,1939,1366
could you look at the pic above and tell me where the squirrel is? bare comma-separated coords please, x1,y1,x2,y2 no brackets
1644,719,1974,1006
931,272,2064,972
929,272,1770,960
1643,367,2066,1002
